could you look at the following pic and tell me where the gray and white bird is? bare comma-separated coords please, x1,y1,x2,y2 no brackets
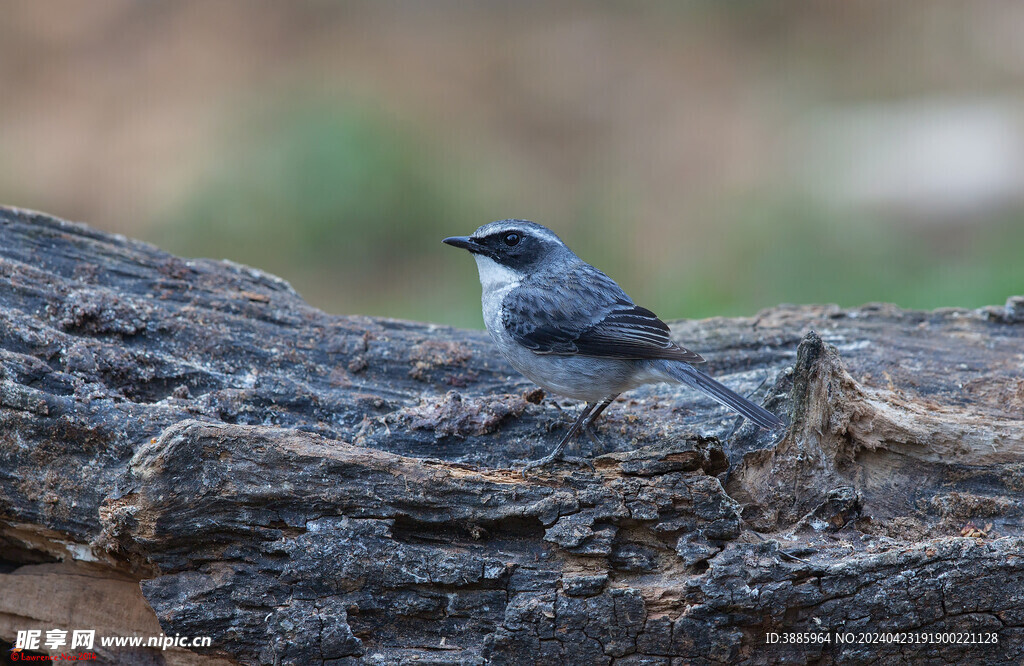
443,219,783,470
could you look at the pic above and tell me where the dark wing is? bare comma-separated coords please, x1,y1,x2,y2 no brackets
575,301,704,362
502,263,705,363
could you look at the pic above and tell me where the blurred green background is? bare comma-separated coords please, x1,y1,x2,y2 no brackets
1,1,1022,328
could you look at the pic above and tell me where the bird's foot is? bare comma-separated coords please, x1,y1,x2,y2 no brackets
514,453,594,477
514,452,559,477
558,455,595,471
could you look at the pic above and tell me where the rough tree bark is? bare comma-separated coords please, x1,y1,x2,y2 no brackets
1,205,1022,665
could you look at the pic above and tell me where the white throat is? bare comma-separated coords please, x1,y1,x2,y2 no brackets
473,254,523,335
472,254,523,294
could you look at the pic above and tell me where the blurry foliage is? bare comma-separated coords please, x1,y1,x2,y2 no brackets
159,100,485,325
159,101,1022,328
4,2,1022,329
656,199,1024,318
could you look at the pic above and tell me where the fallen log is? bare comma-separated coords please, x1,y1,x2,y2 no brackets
1,205,1021,664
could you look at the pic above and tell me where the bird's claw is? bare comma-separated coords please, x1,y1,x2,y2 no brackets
558,455,595,471
514,454,594,477
513,455,555,477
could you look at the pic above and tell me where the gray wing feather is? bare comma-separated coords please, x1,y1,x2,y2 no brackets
502,263,705,363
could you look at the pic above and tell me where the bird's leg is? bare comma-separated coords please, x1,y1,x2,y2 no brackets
581,393,619,448
584,393,618,428
519,401,598,475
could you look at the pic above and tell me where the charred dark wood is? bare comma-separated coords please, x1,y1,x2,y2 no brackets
1,206,1022,664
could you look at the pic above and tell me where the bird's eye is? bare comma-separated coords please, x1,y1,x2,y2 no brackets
503,232,520,246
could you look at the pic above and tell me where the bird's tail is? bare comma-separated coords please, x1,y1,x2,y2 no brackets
659,361,784,430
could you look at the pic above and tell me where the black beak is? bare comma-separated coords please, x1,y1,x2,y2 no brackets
442,236,480,253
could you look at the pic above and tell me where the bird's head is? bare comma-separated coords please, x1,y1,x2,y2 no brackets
443,220,573,284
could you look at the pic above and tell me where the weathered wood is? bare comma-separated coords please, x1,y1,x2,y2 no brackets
1,206,1022,664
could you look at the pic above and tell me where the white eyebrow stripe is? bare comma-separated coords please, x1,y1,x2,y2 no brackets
474,220,564,246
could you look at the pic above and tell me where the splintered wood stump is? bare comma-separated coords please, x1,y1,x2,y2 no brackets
1,205,1022,664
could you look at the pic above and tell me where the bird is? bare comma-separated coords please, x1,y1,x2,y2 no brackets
443,219,784,471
